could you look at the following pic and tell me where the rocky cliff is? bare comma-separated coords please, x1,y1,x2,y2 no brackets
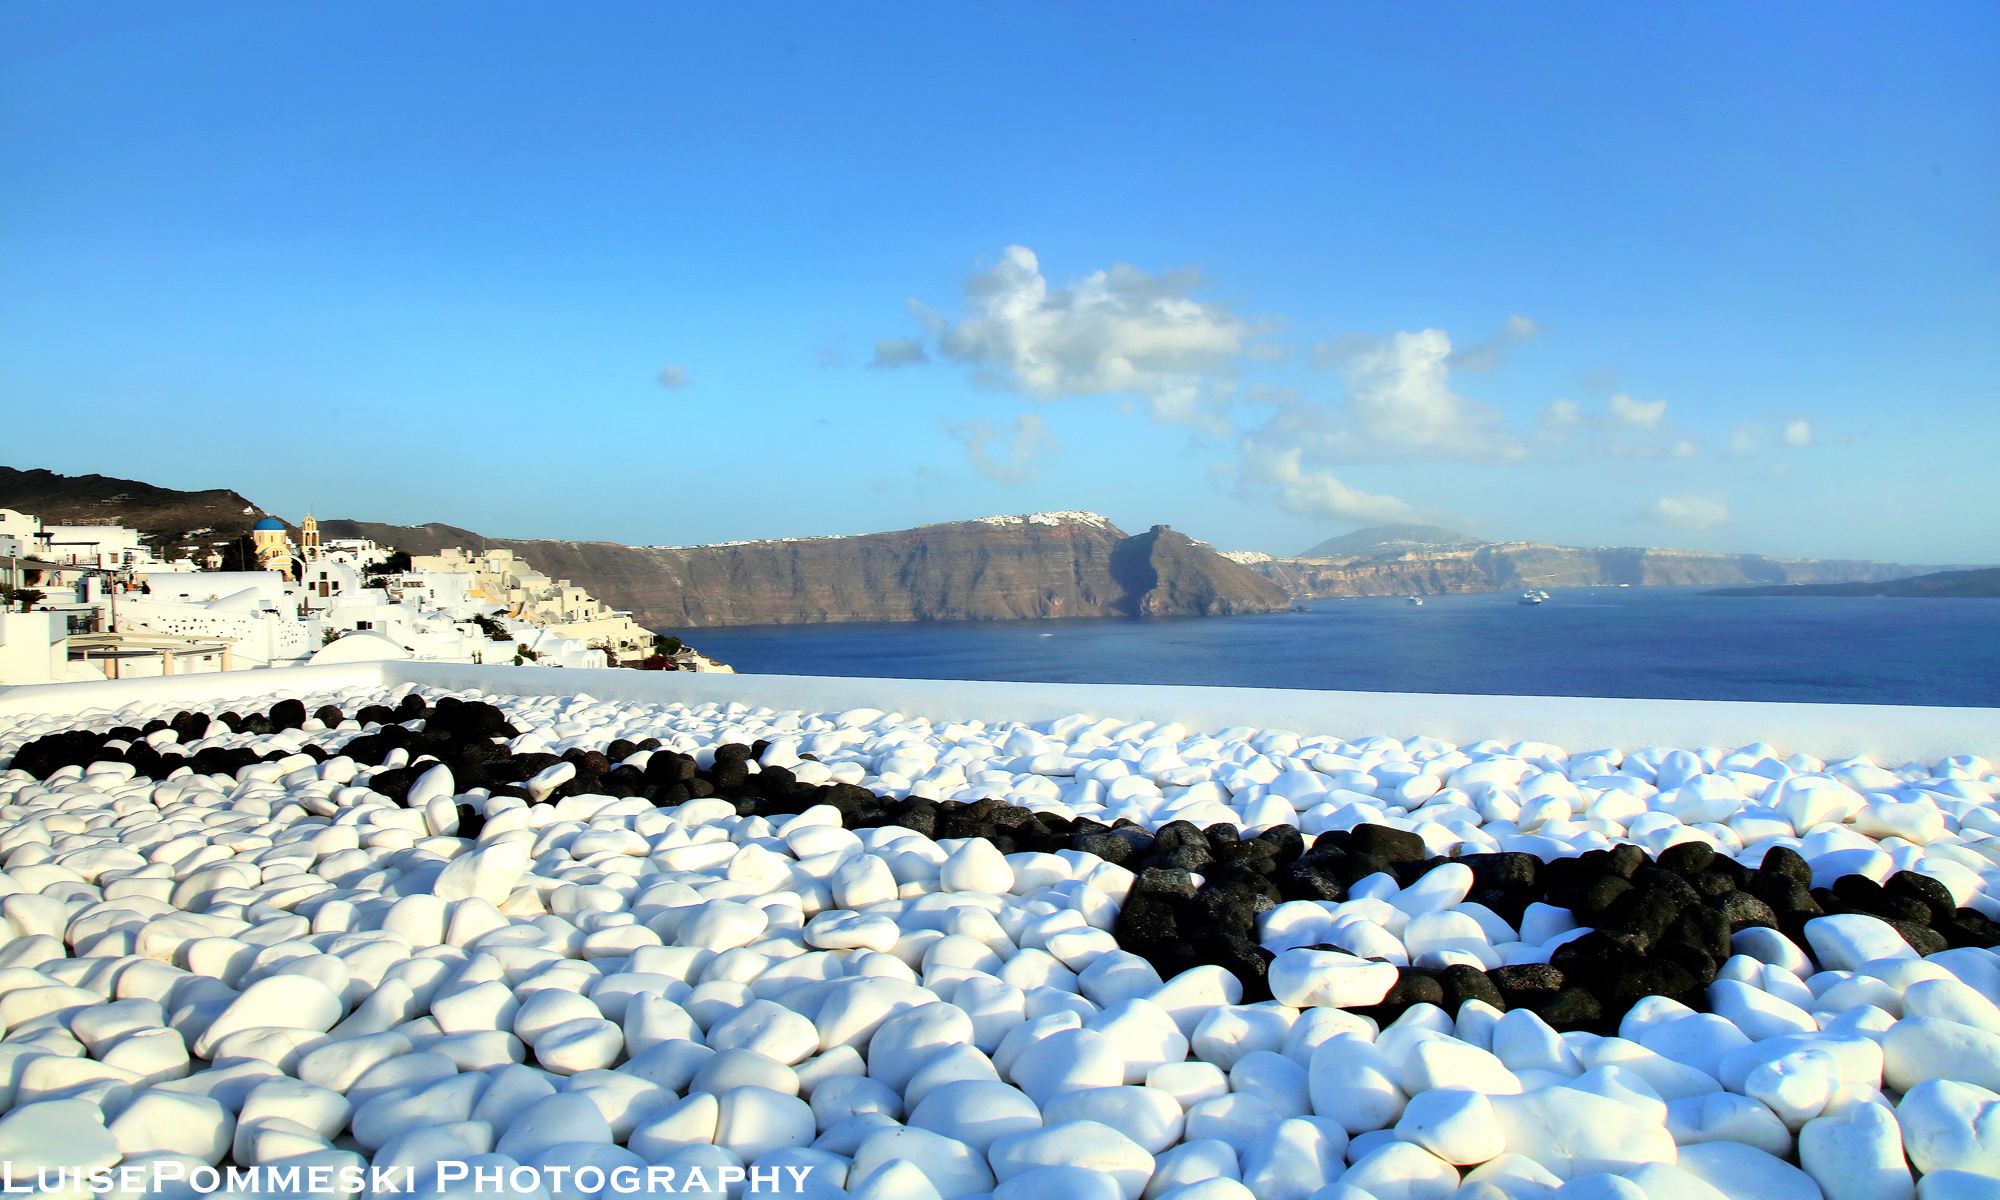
1249,540,1960,598
318,512,1292,629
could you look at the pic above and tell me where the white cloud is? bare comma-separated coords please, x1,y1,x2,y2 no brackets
941,412,1061,486
916,245,1252,430
656,365,691,389
1782,418,1813,446
869,339,930,368
1729,423,1763,456
1233,443,1420,523
1447,314,1542,372
1608,392,1667,428
1641,492,1732,531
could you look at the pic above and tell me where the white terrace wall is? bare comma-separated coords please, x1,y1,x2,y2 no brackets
1,662,1996,765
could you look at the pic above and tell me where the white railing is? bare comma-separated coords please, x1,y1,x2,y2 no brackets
0,662,1995,764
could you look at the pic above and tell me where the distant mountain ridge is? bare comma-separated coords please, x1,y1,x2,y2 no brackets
1246,524,1971,599
1705,568,2000,598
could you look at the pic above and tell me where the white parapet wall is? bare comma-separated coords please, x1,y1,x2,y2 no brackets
0,662,1996,764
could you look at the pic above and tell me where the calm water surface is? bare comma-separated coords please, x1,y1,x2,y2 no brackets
685,587,2000,707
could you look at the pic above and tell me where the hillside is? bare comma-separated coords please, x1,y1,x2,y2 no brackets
0,466,277,560
1295,523,1482,559
1705,568,2000,598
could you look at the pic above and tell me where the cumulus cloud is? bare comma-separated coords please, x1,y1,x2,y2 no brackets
1608,392,1667,428
1781,418,1813,446
869,338,930,368
910,245,1253,430
941,412,1061,486
1447,314,1543,372
656,365,691,389
1641,492,1732,531
1233,443,1421,523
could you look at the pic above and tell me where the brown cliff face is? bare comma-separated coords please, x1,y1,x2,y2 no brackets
1250,542,1962,598
319,513,1292,630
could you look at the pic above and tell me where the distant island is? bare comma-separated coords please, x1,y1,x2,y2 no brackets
1704,567,2000,598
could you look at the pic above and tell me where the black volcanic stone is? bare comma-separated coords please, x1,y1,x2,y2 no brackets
1439,963,1505,1012
1887,870,1957,916
1354,967,1446,1023
891,799,939,839
1761,845,1813,886
1658,940,1719,986
1609,844,1648,878
712,743,753,765
1886,919,1949,957
1349,824,1425,864
1489,963,1566,1008
1189,929,1273,1003
1255,826,1305,866
1114,893,1181,948
1674,907,1733,960
1145,843,1215,873
1657,841,1716,877
1462,852,1539,893
269,700,308,730
1536,987,1605,1032
1276,859,1347,903
1575,877,1633,924
313,705,345,727
1134,867,1199,902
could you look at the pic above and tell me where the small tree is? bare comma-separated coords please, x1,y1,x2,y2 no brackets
2,588,46,613
513,644,540,666
653,634,684,656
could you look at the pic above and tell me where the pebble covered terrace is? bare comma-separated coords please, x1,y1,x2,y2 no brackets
0,671,1994,1200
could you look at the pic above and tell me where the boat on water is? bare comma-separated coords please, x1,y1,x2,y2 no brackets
1518,589,1551,605
1407,595,1424,606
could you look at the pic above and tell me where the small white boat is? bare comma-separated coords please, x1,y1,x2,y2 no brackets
1518,590,1549,605
1406,595,1423,606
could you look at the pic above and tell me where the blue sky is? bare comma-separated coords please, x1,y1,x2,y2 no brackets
3,2,1994,563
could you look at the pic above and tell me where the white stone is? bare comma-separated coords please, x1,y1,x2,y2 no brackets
1898,1079,2000,1176
1675,1142,1825,1200
1341,1140,1463,1200
1884,1018,2000,1093
192,974,344,1058
1011,1027,1128,1107
990,1119,1156,1200
109,1089,234,1162
1804,917,1917,973
1043,1085,1185,1154
1397,1087,1507,1165
1798,1101,1911,1200
1663,1093,1793,1158
1312,1033,1409,1133
1488,1087,1678,1179
1270,949,1401,1009
850,1125,996,1200
1240,1116,1349,1200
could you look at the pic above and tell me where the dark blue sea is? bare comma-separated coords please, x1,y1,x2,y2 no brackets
683,587,2000,708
